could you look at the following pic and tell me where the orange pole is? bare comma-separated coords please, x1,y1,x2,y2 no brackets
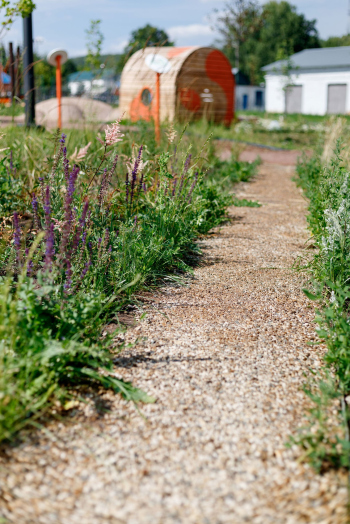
55,54,62,129
155,72,160,144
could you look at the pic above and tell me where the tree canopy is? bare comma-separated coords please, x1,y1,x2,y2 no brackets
215,0,320,85
118,24,174,72
321,35,350,48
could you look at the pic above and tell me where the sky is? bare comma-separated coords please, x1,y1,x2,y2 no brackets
1,0,349,59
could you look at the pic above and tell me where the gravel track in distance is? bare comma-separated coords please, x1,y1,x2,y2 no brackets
0,162,347,523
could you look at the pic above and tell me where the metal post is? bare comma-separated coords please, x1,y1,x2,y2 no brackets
23,14,35,126
155,72,160,144
15,46,21,99
55,55,62,128
9,43,15,103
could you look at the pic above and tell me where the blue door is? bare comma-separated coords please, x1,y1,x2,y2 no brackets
243,94,249,110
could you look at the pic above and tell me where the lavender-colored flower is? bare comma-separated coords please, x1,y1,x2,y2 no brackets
130,146,143,204
44,222,55,272
64,260,72,294
60,133,67,144
43,185,51,231
126,172,129,205
98,168,108,208
38,177,45,205
138,172,144,193
134,215,138,226
31,193,40,230
59,165,79,261
63,146,69,182
183,154,192,175
143,182,147,193
13,212,21,269
187,171,198,202
72,200,89,252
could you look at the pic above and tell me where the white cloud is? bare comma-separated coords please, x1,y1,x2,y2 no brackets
167,24,214,40
107,40,128,54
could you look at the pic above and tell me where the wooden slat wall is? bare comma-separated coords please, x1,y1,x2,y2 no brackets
119,46,234,124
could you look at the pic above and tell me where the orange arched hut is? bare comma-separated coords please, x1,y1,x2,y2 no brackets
119,46,235,125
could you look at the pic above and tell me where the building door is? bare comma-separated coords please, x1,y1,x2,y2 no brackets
255,90,263,108
243,94,249,110
285,85,302,113
327,84,347,114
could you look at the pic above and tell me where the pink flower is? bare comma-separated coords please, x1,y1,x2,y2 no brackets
104,117,124,146
70,142,91,162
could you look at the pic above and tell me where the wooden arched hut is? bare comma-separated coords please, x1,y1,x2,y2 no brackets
120,46,235,125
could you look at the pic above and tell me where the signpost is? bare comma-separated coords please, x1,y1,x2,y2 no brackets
145,54,171,144
47,49,68,129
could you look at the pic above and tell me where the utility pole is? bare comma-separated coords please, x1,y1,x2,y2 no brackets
9,43,15,103
23,13,35,126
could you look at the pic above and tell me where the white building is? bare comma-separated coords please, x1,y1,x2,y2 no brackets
235,85,265,111
263,46,350,115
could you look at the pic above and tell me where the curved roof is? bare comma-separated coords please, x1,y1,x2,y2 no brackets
262,46,350,73
121,46,201,83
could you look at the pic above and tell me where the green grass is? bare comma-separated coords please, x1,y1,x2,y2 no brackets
291,140,350,472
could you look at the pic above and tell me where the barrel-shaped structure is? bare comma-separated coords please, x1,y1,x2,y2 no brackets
119,46,234,125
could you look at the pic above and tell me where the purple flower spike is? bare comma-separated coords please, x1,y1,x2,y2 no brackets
64,260,72,294
125,172,129,205
187,171,198,202
32,193,40,230
63,146,69,182
60,133,67,144
13,212,21,269
44,222,55,272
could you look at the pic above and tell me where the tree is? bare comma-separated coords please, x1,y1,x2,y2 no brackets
214,0,263,73
118,24,174,72
321,35,350,47
85,19,104,70
214,0,320,85
0,0,35,37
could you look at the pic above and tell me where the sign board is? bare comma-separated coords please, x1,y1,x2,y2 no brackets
47,48,68,66
145,54,171,74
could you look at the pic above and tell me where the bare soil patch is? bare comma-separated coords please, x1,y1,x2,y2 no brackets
0,163,347,523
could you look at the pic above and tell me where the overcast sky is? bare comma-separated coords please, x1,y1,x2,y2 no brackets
1,0,349,58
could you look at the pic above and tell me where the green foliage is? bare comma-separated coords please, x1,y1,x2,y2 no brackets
0,123,257,442
294,141,350,471
118,24,174,72
215,0,320,84
321,34,350,48
85,19,104,70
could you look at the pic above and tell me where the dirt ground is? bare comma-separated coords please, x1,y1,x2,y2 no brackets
0,158,347,523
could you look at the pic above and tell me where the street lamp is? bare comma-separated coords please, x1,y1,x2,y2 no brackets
47,48,68,129
145,54,171,144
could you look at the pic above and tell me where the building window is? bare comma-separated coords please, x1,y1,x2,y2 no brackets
141,88,152,106
255,90,263,107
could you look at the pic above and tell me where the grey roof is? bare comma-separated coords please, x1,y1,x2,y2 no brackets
262,46,350,72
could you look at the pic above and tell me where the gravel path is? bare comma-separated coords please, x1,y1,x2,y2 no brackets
0,163,347,523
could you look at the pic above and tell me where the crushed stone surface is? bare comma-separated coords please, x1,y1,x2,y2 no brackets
0,163,347,523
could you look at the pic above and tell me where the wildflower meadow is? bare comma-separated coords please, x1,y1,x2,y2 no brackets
0,121,258,442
